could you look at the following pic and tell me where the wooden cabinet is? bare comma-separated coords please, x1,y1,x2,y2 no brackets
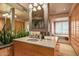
13,41,54,56
0,46,13,56
70,4,79,55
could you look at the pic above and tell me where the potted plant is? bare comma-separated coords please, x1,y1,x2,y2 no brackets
0,31,14,48
15,30,29,38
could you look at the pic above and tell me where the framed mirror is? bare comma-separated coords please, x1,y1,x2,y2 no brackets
32,7,45,30
29,3,48,32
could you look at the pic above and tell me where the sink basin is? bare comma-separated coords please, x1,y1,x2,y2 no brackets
27,39,39,42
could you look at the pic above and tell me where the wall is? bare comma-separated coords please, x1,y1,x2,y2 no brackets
70,4,79,55
50,17,55,35
0,18,3,31
6,18,11,31
15,20,25,32
0,17,25,32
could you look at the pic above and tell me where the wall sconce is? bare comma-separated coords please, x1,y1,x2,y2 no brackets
2,13,17,18
2,13,9,17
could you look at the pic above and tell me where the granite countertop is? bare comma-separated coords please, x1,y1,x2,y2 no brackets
0,43,13,49
14,36,58,48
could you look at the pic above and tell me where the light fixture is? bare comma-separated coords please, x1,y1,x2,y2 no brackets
39,3,43,5
34,3,38,6
5,13,8,16
15,15,17,18
37,6,41,10
2,13,9,17
63,8,66,10
2,13,17,19
7,15,10,18
33,7,37,11
29,4,33,8
29,3,44,11
2,14,6,17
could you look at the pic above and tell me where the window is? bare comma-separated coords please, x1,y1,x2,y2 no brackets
55,21,69,35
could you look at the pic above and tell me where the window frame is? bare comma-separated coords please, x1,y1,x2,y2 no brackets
54,20,69,35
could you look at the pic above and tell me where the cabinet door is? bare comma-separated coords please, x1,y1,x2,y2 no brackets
13,41,54,56
0,46,13,56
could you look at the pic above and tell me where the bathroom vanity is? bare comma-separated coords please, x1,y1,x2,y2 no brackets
13,36,58,56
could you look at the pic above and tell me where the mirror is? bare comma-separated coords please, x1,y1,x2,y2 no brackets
32,7,45,30
29,4,48,32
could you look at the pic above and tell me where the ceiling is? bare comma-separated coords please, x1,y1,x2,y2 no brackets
6,3,29,20
0,3,29,21
49,3,73,16
0,3,73,21
18,3,73,18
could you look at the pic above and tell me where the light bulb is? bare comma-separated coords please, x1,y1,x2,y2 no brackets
2,13,8,17
33,7,37,11
7,15,10,18
2,14,6,17
37,6,41,10
5,13,8,16
63,8,66,10
29,4,33,8
15,15,17,18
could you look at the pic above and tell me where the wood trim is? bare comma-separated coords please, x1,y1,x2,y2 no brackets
54,21,69,35
69,4,77,16
49,13,69,18
17,3,27,11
